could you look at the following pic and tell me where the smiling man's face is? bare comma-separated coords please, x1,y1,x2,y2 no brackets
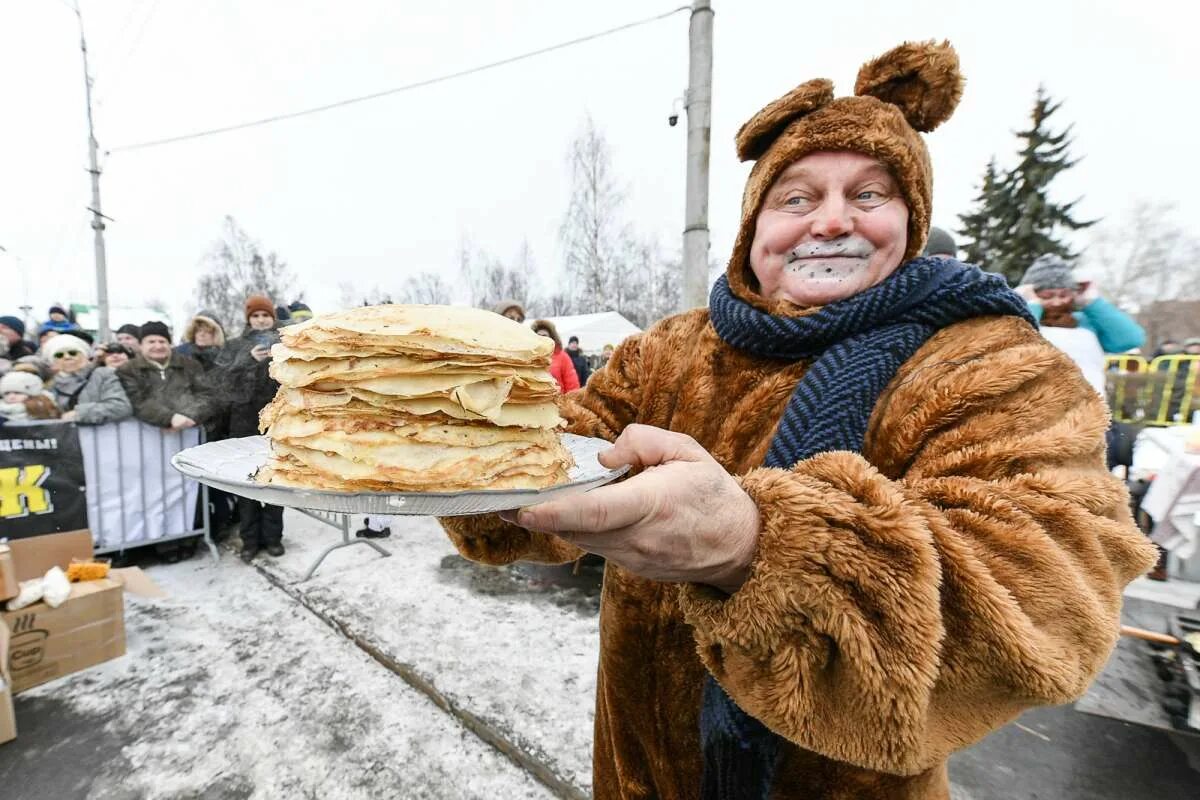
749,151,909,306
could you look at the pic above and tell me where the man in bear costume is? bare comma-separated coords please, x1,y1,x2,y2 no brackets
441,41,1155,799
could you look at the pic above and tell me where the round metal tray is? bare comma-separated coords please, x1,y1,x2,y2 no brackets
171,433,626,516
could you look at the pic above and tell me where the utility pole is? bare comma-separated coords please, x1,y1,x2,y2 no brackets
681,0,713,310
74,4,112,340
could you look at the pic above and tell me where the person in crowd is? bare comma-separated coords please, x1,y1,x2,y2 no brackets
1184,337,1200,356
531,319,579,393
12,355,52,383
0,316,35,359
565,335,591,387
175,310,226,370
0,370,59,423
600,342,615,367
274,305,293,324
42,333,131,424
117,321,218,432
287,301,314,322
174,312,237,537
921,226,957,259
220,295,286,561
439,42,1155,800
115,323,143,355
100,343,134,369
493,299,526,323
40,305,77,334
1015,253,1144,398
1154,337,1182,358
38,327,60,351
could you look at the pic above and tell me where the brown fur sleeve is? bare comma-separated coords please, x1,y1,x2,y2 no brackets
680,317,1158,775
439,330,650,565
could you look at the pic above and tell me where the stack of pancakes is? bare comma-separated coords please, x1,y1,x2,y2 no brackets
256,304,574,492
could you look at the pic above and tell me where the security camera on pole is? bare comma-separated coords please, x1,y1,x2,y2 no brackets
681,0,713,311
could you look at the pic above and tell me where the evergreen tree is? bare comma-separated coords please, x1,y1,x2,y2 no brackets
958,87,1096,285
957,158,1012,270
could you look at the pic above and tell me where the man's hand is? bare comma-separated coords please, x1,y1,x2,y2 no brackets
170,413,197,430
501,424,760,594
250,345,271,362
60,410,77,423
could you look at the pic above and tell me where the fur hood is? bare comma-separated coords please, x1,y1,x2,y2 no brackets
183,314,226,347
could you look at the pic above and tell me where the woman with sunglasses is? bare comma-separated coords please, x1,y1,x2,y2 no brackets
42,334,132,424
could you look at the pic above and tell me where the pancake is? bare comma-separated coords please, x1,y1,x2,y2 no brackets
256,303,574,492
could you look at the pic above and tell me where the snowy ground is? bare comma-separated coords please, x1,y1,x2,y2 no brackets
3,510,1199,800
0,519,558,800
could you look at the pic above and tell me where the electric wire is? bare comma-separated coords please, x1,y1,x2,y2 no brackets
110,5,690,153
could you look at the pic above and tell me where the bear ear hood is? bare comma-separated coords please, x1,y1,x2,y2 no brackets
854,40,964,133
735,78,835,162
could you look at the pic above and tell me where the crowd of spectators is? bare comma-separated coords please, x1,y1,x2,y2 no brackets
0,296,302,561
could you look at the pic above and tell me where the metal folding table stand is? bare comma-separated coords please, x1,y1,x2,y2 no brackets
293,508,391,582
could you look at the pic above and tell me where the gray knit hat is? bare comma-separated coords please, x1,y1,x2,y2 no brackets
922,227,957,257
1020,254,1077,290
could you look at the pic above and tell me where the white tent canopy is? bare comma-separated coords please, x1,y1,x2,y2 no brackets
542,312,641,355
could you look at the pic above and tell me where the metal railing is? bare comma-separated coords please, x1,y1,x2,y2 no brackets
1105,355,1200,427
76,418,213,557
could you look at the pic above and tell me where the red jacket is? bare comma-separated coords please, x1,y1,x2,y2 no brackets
549,347,580,393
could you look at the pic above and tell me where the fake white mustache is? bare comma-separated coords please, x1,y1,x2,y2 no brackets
785,238,875,263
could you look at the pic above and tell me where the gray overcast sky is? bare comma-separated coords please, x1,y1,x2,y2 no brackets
2,0,1197,333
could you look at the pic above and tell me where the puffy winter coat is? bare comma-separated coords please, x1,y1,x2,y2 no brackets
117,354,219,429
50,365,131,425
441,306,1157,798
548,347,580,393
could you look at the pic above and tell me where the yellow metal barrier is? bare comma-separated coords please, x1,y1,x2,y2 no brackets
1105,355,1200,426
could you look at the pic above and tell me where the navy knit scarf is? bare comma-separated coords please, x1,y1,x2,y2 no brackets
700,257,1034,799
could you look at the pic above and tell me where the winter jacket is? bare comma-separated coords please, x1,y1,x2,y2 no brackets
441,303,1156,798
1028,296,1145,353
548,347,580,393
219,330,281,438
50,365,132,425
175,313,227,371
117,354,219,429
5,339,36,360
173,342,222,371
566,349,591,387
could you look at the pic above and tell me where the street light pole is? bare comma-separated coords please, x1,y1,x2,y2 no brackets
681,0,714,310
74,4,111,340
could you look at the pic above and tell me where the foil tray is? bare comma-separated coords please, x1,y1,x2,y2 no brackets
171,433,627,516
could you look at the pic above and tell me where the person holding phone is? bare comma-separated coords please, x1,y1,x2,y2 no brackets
220,295,287,562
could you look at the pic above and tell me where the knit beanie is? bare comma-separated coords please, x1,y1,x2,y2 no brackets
288,301,314,322
43,333,92,359
244,294,275,321
139,320,172,342
0,370,43,397
922,226,957,257
1020,254,1077,290
116,323,141,338
0,315,26,338
727,40,964,312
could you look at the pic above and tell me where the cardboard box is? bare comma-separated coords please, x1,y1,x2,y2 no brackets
1,621,15,745
3,578,126,694
3,530,163,695
0,544,17,602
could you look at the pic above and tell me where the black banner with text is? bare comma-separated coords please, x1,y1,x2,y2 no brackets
0,422,88,539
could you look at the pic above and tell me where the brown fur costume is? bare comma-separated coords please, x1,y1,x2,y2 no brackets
440,41,1156,799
